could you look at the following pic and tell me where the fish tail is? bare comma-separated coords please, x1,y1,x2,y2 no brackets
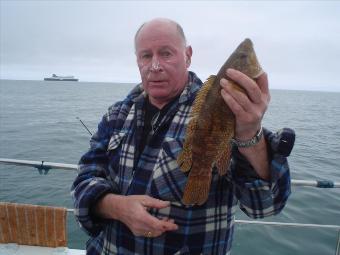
216,145,232,176
182,170,212,206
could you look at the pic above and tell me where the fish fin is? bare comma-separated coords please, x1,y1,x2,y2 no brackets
191,75,216,116
179,75,216,204
177,75,216,172
182,170,212,206
216,144,232,176
177,117,197,172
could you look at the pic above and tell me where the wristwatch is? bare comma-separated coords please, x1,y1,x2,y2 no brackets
231,126,263,148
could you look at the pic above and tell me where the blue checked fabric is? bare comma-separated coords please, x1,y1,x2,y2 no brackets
71,72,292,255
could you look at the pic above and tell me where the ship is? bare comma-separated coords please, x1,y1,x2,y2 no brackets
44,74,78,81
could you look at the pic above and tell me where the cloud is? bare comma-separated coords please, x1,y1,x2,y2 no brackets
1,1,339,91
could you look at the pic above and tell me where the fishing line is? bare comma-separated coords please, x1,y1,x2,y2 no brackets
76,117,93,136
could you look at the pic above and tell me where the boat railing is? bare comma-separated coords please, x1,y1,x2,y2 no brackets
1,157,340,254
1,157,339,188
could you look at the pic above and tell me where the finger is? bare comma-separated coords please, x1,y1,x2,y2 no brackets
159,217,177,227
141,229,163,238
255,71,269,96
140,196,170,209
157,217,178,232
142,211,178,232
226,68,262,104
221,80,253,112
221,87,247,117
160,217,175,224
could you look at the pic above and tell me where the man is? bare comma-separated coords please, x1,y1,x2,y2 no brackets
71,18,294,255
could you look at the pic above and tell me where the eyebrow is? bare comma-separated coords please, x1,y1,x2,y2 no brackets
137,46,176,55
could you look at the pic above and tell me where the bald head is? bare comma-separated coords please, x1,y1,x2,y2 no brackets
134,18,187,50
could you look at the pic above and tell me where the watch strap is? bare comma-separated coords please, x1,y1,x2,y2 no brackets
231,126,263,148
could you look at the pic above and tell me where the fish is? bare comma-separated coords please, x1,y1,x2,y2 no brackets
177,38,263,205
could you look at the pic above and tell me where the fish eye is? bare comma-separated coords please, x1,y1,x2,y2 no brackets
239,53,247,59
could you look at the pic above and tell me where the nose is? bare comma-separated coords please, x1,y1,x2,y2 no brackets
149,57,162,72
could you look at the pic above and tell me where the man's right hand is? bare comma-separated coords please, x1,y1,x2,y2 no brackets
95,194,178,238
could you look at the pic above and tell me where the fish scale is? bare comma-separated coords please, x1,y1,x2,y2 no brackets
177,38,263,205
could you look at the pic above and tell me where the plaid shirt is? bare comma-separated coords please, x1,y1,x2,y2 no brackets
71,72,292,255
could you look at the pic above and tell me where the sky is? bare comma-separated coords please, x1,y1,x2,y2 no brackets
0,1,339,92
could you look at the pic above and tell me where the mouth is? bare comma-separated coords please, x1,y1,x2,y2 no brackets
148,80,167,86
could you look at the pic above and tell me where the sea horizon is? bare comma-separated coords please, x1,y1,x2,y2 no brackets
1,78,339,94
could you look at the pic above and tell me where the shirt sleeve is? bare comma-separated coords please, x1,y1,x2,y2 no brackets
71,107,121,237
230,127,295,218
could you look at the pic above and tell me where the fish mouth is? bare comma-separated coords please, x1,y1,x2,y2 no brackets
253,69,264,79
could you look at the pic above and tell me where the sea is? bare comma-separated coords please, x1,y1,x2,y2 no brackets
0,79,339,255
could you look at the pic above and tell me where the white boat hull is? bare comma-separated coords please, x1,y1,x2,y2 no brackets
0,244,85,255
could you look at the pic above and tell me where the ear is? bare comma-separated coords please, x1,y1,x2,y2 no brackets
185,46,193,68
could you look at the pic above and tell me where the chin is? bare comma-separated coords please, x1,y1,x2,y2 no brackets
147,88,169,98
149,94,170,102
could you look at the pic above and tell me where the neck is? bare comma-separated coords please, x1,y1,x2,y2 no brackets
148,93,181,110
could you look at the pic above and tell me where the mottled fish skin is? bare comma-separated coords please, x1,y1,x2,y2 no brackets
177,38,263,206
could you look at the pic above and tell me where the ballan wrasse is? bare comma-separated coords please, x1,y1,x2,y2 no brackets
177,38,263,205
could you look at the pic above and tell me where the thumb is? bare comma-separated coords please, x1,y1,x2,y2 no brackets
141,196,170,209
255,72,268,92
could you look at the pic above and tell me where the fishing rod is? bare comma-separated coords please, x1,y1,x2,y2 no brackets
0,158,339,188
76,117,92,136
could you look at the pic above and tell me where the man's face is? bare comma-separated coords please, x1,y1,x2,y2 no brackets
135,22,192,108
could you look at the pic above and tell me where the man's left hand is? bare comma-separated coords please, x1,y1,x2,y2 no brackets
220,68,270,140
